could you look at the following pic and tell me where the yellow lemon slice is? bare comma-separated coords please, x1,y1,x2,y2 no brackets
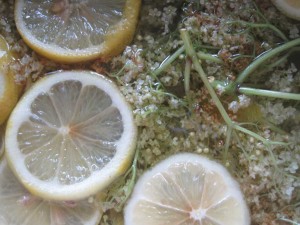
271,0,300,21
0,157,102,225
0,125,4,157
14,0,141,63
0,35,20,125
124,153,250,225
5,70,137,201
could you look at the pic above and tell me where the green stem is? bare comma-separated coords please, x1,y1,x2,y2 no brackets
226,20,288,41
197,52,223,63
224,126,233,160
226,38,300,93
195,44,221,50
277,218,299,225
256,47,300,76
253,1,268,23
152,46,185,77
181,29,288,151
233,124,288,145
184,58,192,94
115,147,139,211
255,53,289,76
180,29,233,126
239,87,300,100
233,131,250,159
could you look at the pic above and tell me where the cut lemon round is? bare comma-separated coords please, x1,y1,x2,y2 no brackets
5,70,137,201
0,35,20,125
124,153,250,225
14,0,141,63
0,125,4,157
0,157,102,225
271,0,300,21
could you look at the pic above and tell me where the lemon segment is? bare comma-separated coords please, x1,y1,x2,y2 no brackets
124,153,250,225
0,35,21,125
5,70,137,201
14,0,141,63
0,158,102,225
271,0,300,21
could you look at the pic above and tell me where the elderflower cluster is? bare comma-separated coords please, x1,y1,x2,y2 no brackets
266,63,299,93
261,101,297,125
228,95,251,113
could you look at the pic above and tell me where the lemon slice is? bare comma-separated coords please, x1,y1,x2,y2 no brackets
271,0,300,21
0,157,102,225
14,0,141,63
124,153,250,225
0,125,4,157
0,35,20,125
5,70,137,201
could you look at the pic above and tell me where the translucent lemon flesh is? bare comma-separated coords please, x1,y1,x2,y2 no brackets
124,153,250,225
0,158,102,225
5,70,137,201
14,0,141,63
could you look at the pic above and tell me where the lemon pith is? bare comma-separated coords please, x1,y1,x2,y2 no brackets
5,70,137,201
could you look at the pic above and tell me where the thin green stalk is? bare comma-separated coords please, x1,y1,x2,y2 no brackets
233,124,288,146
184,58,191,94
195,44,221,50
233,131,250,159
150,88,189,110
152,45,185,77
278,217,300,225
181,29,288,152
226,38,300,93
256,47,300,76
255,47,300,77
224,126,233,160
180,29,233,126
231,54,255,61
226,20,288,41
253,1,268,23
114,147,139,211
239,87,300,101
197,52,223,63
255,53,289,76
